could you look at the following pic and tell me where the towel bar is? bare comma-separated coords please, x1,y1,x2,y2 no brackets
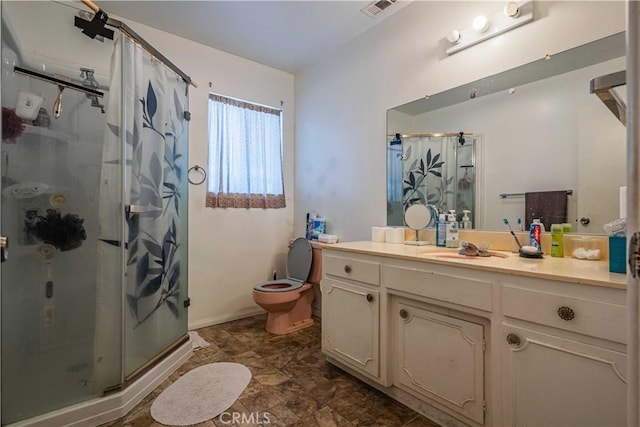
499,190,573,199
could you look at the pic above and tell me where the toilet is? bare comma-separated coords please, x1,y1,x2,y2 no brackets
253,238,322,335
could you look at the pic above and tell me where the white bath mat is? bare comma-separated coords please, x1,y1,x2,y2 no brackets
150,362,252,426
188,331,210,349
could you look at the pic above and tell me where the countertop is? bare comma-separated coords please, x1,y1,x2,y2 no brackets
322,241,627,290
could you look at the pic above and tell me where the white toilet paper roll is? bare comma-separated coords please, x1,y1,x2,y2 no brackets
385,226,405,244
371,227,386,242
620,186,627,219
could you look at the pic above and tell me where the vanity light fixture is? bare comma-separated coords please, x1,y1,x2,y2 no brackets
445,1,534,55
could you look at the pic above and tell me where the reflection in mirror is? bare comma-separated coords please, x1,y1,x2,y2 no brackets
387,132,480,228
387,32,625,234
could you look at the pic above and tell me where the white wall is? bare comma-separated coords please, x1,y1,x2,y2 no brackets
118,21,295,329
294,1,626,242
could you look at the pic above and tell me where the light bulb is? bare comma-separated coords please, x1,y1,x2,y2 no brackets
446,29,462,44
504,1,520,18
472,15,490,32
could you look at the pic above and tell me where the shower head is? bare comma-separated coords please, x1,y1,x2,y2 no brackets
80,68,106,113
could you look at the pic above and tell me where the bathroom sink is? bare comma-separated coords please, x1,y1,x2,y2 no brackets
419,250,511,260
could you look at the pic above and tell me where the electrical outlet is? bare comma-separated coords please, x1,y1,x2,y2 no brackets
44,306,54,327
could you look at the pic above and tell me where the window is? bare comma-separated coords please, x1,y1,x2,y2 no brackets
206,93,285,209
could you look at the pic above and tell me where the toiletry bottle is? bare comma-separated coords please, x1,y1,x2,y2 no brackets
529,219,542,252
436,214,447,247
305,213,312,240
461,210,472,229
550,224,564,257
446,210,459,248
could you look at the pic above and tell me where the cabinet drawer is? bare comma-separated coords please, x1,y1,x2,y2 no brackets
323,254,380,285
502,285,626,344
383,265,493,312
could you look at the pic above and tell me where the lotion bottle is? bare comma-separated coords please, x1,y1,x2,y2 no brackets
461,210,472,229
550,224,564,257
436,214,447,247
445,210,459,248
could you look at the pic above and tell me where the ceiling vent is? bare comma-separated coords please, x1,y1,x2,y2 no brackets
361,0,397,18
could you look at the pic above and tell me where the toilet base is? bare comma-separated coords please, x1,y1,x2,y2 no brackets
266,316,313,335
260,285,315,335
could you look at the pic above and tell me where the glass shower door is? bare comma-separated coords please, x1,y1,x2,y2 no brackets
119,36,189,378
0,54,119,424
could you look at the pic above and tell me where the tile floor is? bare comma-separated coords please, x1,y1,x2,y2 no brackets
102,314,440,426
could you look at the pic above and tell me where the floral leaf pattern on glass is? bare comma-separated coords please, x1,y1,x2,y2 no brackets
123,78,187,328
402,145,453,213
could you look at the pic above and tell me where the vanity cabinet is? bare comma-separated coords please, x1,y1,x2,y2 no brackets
501,282,627,426
501,325,626,427
392,298,485,424
320,244,627,427
321,253,381,381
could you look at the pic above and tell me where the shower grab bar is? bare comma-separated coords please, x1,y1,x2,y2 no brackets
499,190,573,199
14,66,104,98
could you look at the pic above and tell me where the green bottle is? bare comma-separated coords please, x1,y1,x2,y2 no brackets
551,224,564,257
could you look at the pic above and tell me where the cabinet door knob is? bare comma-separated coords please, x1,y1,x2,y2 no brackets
344,265,351,273
506,333,521,346
557,306,575,321
366,293,374,302
399,309,408,319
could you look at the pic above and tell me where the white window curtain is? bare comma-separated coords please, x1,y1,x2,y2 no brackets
206,93,285,208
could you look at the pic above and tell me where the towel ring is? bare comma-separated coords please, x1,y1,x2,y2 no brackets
188,165,207,185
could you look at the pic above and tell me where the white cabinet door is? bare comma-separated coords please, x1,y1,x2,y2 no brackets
321,278,379,379
393,301,485,424
502,325,626,427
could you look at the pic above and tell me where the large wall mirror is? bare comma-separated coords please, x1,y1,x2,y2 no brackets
387,32,626,235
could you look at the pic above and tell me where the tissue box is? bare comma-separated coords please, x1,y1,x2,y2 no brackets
609,236,626,274
318,234,338,244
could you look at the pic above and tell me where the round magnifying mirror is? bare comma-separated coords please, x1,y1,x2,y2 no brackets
404,204,432,246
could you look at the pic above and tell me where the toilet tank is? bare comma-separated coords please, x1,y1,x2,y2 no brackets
307,241,323,285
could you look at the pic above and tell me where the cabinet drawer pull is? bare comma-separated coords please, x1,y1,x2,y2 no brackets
557,306,575,321
344,265,352,273
399,309,408,319
506,333,521,347
366,293,374,302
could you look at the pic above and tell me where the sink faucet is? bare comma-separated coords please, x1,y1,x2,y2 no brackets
459,241,490,257
80,68,105,114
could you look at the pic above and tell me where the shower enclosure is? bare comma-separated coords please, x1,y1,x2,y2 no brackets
387,133,479,226
1,2,189,424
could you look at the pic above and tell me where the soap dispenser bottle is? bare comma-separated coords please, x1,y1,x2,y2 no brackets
461,210,472,229
436,214,447,247
446,210,459,248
